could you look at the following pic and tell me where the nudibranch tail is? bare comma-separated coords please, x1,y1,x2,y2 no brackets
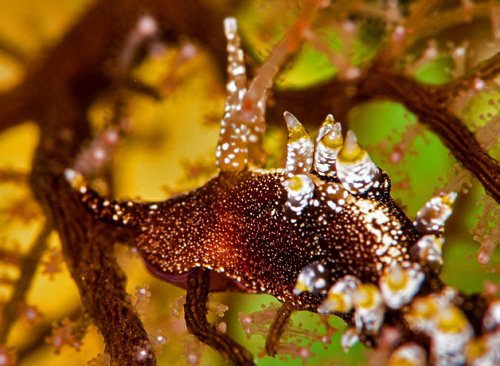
64,168,148,229
314,114,343,178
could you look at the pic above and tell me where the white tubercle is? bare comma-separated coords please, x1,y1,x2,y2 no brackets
407,294,473,365
64,168,86,193
466,330,500,366
379,262,424,310
340,327,360,352
336,130,381,195
282,174,315,215
283,112,314,179
352,283,385,332
318,275,361,314
215,17,249,171
483,300,500,330
388,343,427,366
317,181,348,213
413,192,457,234
293,262,330,295
314,115,343,177
412,235,444,271
432,305,473,365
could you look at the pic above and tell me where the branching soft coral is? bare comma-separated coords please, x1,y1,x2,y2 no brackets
0,1,499,366
472,195,500,265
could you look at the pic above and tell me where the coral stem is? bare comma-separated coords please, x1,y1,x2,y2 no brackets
0,222,52,344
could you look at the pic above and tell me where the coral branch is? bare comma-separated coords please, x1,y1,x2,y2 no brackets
0,34,29,65
0,0,233,134
32,173,155,365
1,0,500,364
402,2,494,53
265,301,295,356
438,50,500,100
184,270,253,365
246,0,320,103
358,63,500,205
0,168,27,184
269,60,500,206
471,195,500,265
0,0,239,364
0,222,52,344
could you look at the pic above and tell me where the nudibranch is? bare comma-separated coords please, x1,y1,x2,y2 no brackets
65,17,500,366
